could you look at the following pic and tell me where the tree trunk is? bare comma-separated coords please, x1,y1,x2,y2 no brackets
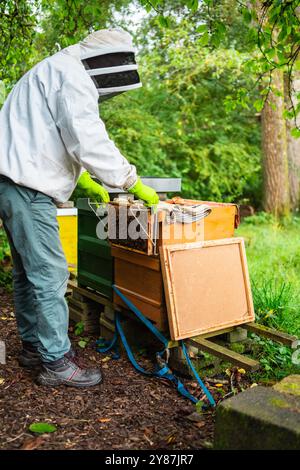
261,69,290,216
285,75,300,212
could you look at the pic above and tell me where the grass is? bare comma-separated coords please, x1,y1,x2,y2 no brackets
236,213,300,337
237,213,300,380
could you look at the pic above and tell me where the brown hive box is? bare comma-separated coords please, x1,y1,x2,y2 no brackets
108,199,240,256
162,197,240,245
112,246,168,331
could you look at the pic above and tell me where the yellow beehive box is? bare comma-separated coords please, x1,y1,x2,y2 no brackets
57,208,78,272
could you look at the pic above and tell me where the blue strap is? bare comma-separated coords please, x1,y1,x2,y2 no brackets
180,340,216,407
98,285,215,407
115,312,152,376
96,320,120,359
115,312,199,404
113,286,168,348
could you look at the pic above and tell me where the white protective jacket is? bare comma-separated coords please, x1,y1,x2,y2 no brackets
0,31,137,203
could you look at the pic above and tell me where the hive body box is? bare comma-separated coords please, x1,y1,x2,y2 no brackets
109,201,239,256
77,199,114,300
112,246,167,330
161,199,239,246
57,207,78,273
113,201,240,331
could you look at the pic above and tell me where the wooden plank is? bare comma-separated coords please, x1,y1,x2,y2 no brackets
188,336,260,372
201,326,235,339
166,327,235,349
160,238,255,340
243,322,299,348
68,281,112,308
111,245,160,271
68,296,100,314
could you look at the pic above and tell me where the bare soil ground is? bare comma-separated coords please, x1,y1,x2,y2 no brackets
0,290,219,451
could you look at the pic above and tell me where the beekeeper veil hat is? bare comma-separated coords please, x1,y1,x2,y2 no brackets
79,28,142,101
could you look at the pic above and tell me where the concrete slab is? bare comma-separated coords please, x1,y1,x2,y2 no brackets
214,385,300,449
273,375,300,398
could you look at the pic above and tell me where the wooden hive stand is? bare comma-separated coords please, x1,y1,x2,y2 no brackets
67,281,298,372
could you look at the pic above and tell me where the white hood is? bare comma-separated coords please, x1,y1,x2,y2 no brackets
62,28,142,100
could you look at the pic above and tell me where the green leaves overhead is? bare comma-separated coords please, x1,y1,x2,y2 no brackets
0,0,38,88
100,14,262,204
144,0,300,131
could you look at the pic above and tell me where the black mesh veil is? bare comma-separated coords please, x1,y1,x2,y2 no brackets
82,52,136,70
82,49,141,99
91,70,140,89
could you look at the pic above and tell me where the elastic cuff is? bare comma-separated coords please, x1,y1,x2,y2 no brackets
124,175,138,191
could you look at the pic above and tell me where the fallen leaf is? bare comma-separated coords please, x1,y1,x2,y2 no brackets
238,368,246,374
166,434,176,444
250,383,258,388
188,382,198,389
101,356,111,363
187,412,205,423
97,418,111,423
21,435,48,450
143,433,154,446
203,440,213,449
149,391,160,400
29,422,57,434
0,378,5,385
215,383,224,388
194,421,206,428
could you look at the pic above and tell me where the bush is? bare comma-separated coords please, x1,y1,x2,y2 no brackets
0,227,12,291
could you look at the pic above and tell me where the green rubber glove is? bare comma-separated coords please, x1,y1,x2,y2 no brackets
77,171,110,203
128,177,159,207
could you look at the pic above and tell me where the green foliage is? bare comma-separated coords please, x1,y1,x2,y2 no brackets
100,16,262,203
0,228,10,262
251,334,298,380
252,279,292,330
237,215,300,380
0,228,12,291
237,215,300,337
145,0,300,131
74,321,85,336
37,0,130,55
0,81,6,106
78,338,90,349
0,1,38,93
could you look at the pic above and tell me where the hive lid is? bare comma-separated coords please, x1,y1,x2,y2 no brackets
160,237,255,340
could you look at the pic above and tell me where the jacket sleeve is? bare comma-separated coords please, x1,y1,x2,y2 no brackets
46,68,137,190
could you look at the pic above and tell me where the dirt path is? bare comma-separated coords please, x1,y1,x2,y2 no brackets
0,290,216,450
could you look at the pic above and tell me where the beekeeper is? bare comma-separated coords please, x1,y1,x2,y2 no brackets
0,28,159,388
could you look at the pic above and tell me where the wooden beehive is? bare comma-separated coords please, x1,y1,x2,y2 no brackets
161,198,239,245
108,199,240,256
111,199,241,333
112,246,168,331
108,203,159,256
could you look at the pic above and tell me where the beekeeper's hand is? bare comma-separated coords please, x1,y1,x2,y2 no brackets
77,171,110,203
128,177,159,207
